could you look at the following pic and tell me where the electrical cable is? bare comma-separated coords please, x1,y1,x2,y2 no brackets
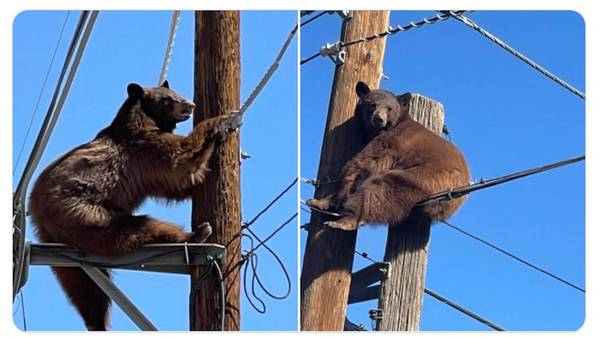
13,11,71,176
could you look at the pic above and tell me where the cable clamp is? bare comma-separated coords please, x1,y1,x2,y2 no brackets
369,309,383,321
320,41,346,65
445,188,455,201
219,110,243,136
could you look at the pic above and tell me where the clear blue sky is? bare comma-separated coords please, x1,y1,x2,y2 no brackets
13,10,298,331
300,11,585,331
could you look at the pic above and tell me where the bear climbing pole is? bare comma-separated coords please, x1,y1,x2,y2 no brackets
300,10,390,331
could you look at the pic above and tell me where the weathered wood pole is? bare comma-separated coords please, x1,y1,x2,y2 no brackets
191,10,241,331
377,95,445,331
300,10,390,331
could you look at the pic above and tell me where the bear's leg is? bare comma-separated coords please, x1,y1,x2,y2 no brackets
71,215,211,256
52,266,111,331
306,196,334,210
333,170,426,228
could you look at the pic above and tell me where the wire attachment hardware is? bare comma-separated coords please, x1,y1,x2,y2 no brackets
369,308,383,331
328,10,353,20
320,41,346,65
219,110,243,136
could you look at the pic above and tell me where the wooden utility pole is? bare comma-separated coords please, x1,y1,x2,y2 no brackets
191,11,241,331
300,10,390,331
376,95,445,331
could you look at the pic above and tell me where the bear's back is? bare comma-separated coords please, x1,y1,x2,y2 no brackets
29,136,128,215
376,119,470,194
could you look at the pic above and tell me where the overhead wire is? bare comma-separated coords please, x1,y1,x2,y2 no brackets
13,11,71,177
241,217,296,313
417,155,584,205
443,11,585,99
13,10,99,299
238,21,297,116
243,177,297,228
236,176,298,314
300,10,328,27
301,11,468,65
424,289,505,331
353,249,505,331
440,220,585,293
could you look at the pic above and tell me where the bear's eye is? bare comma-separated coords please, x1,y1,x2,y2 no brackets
387,107,392,112
161,99,171,107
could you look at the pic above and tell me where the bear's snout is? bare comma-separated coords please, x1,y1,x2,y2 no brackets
370,112,387,129
183,101,196,112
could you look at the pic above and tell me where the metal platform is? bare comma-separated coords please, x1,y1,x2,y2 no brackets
22,241,226,331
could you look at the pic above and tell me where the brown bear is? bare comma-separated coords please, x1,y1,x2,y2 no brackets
28,81,233,330
307,81,470,231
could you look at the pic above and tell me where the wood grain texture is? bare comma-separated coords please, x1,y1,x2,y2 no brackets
377,94,445,331
191,11,241,331
300,10,390,331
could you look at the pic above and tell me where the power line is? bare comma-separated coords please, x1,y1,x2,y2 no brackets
352,249,504,331
300,10,327,27
354,250,378,264
13,11,71,177
240,213,297,313
301,155,584,223
424,288,505,331
301,11,468,65
238,21,297,116
440,220,585,293
244,213,298,257
443,11,585,100
13,11,99,299
418,155,584,205
243,178,297,229
20,291,27,331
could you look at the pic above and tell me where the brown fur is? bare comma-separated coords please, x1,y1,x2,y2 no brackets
28,81,226,330
308,81,470,231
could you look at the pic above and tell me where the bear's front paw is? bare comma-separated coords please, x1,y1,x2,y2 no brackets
324,217,360,231
189,163,210,186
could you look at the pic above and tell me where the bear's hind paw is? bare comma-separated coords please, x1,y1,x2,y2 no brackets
324,217,360,231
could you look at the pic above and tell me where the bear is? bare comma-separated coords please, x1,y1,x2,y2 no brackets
28,81,234,330
307,81,470,231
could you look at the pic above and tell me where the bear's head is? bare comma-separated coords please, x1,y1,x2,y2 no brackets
355,81,410,134
127,81,195,132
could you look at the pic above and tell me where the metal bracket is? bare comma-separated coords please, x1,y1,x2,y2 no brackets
319,41,346,66
240,150,251,160
347,262,390,304
25,242,226,331
81,265,157,331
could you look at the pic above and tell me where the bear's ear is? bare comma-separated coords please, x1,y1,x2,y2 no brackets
127,83,144,100
356,81,370,98
161,80,170,89
397,92,411,108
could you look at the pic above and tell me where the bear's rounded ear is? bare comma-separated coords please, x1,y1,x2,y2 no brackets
127,83,144,100
161,80,170,89
397,92,411,108
356,81,370,98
